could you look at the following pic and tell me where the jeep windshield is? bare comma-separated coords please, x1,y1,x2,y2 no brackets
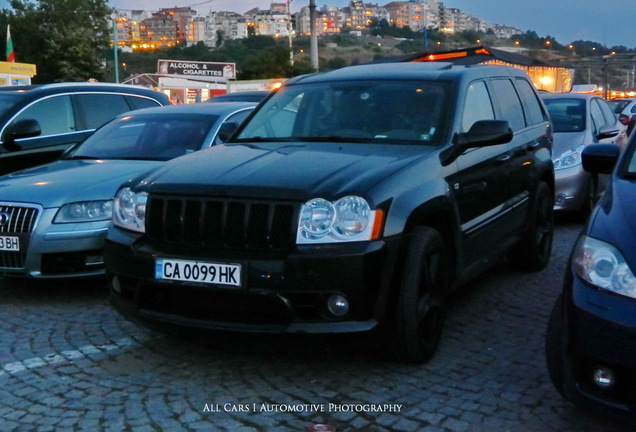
233,79,451,146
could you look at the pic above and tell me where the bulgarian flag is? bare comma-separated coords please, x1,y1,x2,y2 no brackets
6,25,14,62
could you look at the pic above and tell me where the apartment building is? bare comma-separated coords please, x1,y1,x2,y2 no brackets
114,1,519,50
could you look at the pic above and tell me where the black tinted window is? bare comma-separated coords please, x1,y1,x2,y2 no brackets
12,95,75,135
491,78,525,131
515,78,547,126
126,95,163,110
462,80,495,132
76,94,131,129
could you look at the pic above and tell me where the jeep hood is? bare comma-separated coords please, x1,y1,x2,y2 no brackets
138,142,436,200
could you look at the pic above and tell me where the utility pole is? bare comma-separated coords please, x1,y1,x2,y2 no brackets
113,18,119,83
309,0,319,71
287,0,294,66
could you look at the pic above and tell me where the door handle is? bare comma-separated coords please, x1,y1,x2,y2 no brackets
496,154,511,163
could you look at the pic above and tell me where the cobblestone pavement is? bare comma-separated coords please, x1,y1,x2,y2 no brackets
1,221,634,432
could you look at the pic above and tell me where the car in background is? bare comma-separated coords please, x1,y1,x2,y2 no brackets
0,102,255,278
608,97,636,137
0,82,171,176
541,92,627,217
546,132,636,422
206,90,271,103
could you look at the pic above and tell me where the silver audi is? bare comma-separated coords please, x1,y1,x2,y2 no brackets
0,102,255,278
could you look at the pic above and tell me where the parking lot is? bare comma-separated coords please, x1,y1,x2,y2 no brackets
1,220,634,432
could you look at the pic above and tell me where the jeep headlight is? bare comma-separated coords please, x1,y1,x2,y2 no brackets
54,200,113,223
113,187,147,233
573,235,636,299
297,196,382,244
553,144,584,170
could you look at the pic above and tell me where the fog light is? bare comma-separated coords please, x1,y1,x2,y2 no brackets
593,367,616,388
555,193,567,205
327,294,349,317
84,254,104,266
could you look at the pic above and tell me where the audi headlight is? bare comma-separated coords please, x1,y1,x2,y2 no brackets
297,196,382,244
113,187,147,233
572,235,636,299
553,144,584,170
54,200,113,223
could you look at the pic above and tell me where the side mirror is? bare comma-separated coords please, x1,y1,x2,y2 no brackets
217,122,239,142
582,143,620,174
458,120,513,149
440,120,513,166
3,119,41,149
597,125,620,140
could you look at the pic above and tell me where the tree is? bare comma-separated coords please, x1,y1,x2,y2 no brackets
1,0,112,83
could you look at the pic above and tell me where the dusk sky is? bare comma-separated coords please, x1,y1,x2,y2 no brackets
1,0,634,48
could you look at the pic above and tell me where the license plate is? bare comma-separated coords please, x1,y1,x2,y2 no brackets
0,236,19,251
155,258,241,287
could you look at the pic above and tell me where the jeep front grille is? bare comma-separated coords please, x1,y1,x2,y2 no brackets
146,196,297,251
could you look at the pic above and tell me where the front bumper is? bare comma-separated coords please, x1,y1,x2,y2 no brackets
554,165,589,211
105,226,402,334
0,206,110,278
561,270,636,418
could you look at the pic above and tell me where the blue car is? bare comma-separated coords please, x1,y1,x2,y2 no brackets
546,131,636,421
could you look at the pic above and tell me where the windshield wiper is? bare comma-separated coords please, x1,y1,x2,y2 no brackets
65,155,100,160
297,136,374,143
232,137,297,143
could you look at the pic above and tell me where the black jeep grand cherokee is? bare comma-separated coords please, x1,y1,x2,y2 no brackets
105,62,554,363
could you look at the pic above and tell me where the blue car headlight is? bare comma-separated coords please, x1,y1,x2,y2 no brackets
112,187,147,233
54,200,113,223
573,235,636,299
553,144,585,170
297,196,383,244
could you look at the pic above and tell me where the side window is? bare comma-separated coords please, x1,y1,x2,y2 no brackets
515,78,547,125
462,81,495,132
12,95,75,136
75,94,132,129
125,95,163,110
598,98,618,127
224,109,252,126
490,78,525,131
589,99,606,135
213,109,253,145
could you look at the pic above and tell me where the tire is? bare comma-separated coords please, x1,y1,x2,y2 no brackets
387,227,449,363
545,295,566,398
508,182,554,272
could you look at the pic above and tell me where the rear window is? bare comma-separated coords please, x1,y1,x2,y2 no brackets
126,95,164,110
542,98,585,133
